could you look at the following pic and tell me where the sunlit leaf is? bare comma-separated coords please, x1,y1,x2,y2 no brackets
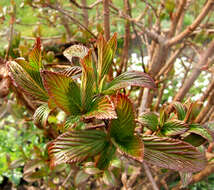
8,61,48,101
109,93,143,161
28,37,42,70
41,71,82,115
171,101,186,120
102,71,156,94
179,172,192,188
97,33,117,81
139,112,158,131
75,171,90,186
109,93,135,139
80,50,96,110
188,124,213,142
142,135,206,172
33,103,52,127
48,130,107,167
63,44,89,62
83,96,117,119
161,120,189,136
103,170,117,187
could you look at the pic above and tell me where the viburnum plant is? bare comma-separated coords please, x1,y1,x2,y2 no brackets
8,33,211,184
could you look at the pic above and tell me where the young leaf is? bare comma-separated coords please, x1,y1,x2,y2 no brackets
109,94,143,161
182,133,206,147
97,33,117,81
171,101,186,120
63,44,89,63
83,96,117,119
48,130,108,167
41,71,82,115
188,123,213,142
161,120,189,136
80,50,96,110
15,58,44,90
109,93,135,139
139,112,158,131
60,66,82,78
102,71,156,94
142,135,206,172
8,61,48,101
112,136,144,162
28,37,42,70
96,142,116,170
33,103,52,127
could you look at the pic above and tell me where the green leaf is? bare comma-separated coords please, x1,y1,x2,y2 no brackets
33,103,52,127
97,33,117,81
102,71,156,94
188,124,213,142
63,44,89,63
15,58,45,90
142,135,206,172
41,71,82,115
83,96,117,119
48,130,108,167
139,112,158,131
96,142,116,170
8,61,48,101
161,120,189,136
80,50,96,111
103,170,117,187
28,37,43,70
182,133,206,147
112,135,144,162
109,93,135,139
171,102,186,120
75,171,90,186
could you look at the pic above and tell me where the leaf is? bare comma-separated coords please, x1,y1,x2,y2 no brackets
41,71,82,115
80,50,96,110
63,44,89,62
103,170,117,187
182,133,206,147
97,33,117,81
15,58,45,90
142,135,206,172
96,142,116,170
139,112,158,131
48,130,108,167
188,124,213,142
109,93,135,139
112,135,144,162
28,37,43,70
83,96,117,119
33,103,52,127
179,172,192,188
171,102,186,120
161,120,189,136
8,61,48,101
75,171,90,186
60,66,82,78
102,71,156,94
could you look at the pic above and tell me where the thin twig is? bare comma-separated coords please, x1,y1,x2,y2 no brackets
62,169,73,187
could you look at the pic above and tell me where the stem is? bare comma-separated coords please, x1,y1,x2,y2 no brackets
143,163,159,190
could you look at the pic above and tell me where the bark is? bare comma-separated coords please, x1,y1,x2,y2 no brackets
174,38,214,102
118,0,131,75
167,0,214,46
103,0,110,40
81,0,89,27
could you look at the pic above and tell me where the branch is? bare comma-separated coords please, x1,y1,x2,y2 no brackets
103,0,110,40
45,3,96,38
172,163,214,190
69,0,102,9
174,38,214,102
167,0,214,46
